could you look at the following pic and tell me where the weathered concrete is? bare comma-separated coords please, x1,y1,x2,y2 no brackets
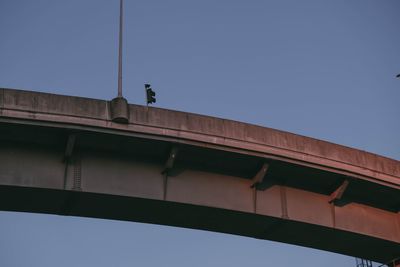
110,96,129,123
1,88,398,188
0,88,399,264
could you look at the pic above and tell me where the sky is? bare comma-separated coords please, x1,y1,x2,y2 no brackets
0,0,399,266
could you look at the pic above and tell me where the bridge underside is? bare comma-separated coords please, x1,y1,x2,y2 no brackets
1,185,399,263
0,120,399,263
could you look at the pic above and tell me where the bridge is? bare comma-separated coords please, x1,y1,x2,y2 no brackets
0,88,399,265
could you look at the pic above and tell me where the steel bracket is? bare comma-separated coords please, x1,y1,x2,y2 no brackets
329,179,350,205
162,146,179,175
251,162,269,190
64,133,77,162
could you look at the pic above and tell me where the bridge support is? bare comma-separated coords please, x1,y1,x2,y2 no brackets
250,162,269,190
329,179,349,205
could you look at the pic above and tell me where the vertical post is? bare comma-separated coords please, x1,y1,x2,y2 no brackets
117,0,124,97
110,0,129,124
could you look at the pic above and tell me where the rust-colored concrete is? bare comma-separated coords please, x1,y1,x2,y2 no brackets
0,88,399,263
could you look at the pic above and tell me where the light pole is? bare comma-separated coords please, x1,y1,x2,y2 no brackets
110,0,129,124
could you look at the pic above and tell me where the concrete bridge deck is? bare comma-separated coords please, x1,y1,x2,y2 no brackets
0,88,399,264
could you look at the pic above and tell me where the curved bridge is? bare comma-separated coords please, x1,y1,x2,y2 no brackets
0,88,399,264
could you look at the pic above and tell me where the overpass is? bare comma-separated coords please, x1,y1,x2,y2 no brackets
0,88,399,265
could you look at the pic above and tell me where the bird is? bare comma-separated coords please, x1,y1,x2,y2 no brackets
396,73,400,78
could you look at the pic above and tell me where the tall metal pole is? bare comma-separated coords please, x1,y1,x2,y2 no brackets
117,0,124,97
110,0,128,124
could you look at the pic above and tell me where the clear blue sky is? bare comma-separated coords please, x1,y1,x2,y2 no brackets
0,1,399,266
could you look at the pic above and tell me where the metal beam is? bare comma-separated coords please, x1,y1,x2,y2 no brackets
329,179,350,205
162,146,179,175
251,162,269,190
63,133,77,190
64,134,76,162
